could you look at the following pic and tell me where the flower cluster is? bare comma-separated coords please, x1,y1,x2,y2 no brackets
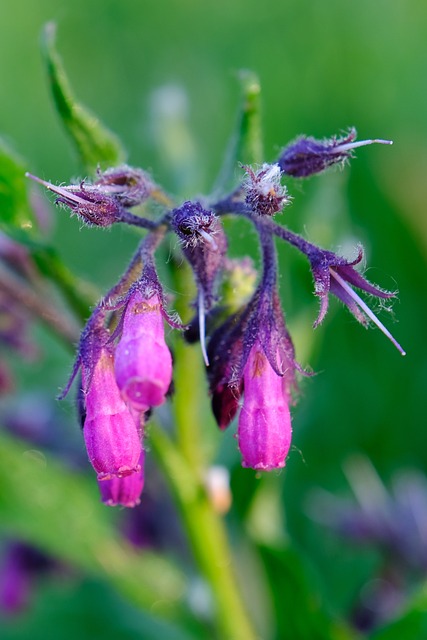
28,128,404,507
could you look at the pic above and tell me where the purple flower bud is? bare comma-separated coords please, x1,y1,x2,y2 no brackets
98,452,145,507
243,163,290,216
309,245,406,355
172,201,227,364
207,311,245,429
26,174,123,227
278,128,392,178
171,202,227,307
93,164,155,207
212,381,242,431
83,347,142,480
238,343,292,470
172,201,218,248
114,290,173,411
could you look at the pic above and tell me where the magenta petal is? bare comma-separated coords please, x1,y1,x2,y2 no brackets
83,350,142,480
238,345,292,470
238,404,292,470
98,452,145,507
115,291,172,410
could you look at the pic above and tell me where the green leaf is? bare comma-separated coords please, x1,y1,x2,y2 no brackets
257,544,356,640
0,432,186,617
213,70,264,194
0,579,199,640
0,139,37,235
41,22,126,174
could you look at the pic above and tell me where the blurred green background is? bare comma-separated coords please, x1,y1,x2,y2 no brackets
1,0,427,638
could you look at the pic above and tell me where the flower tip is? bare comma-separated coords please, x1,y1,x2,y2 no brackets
396,343,406,357
102,496,141,508
25,172,48,187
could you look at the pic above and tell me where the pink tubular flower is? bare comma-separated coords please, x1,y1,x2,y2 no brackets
114,290,173,411
238,343,292,471
83,348,142,480
98,451,145,507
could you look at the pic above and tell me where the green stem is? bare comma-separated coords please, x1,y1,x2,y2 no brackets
158,241,257,638
150,424,257,640
172,339,209,471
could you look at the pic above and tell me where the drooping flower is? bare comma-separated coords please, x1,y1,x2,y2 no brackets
114,286,173,411
236,288,296,469
208,283,297,469
111,257,180,411
238,342,292,470
278,128,392,178
83,344,142,480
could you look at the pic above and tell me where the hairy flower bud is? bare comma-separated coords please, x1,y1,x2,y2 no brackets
25,174,123,227
278,128,392,178
243,163,289,216
238,344,292,470
172,201,227,364
93,165,155,207
114,290,173,411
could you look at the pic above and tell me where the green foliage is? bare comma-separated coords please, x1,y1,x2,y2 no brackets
258,544,355,640
214,70,263,194
41,22,126,174
0,433,185,616
0,580,196,640
0,140,36,235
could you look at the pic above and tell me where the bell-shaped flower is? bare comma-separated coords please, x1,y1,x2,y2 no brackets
208,285,298,469
114,287,173,411
83,346,142,480
238,343,292,470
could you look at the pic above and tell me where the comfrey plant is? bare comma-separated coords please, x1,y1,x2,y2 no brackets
0,27,409,640
27,126,405,509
